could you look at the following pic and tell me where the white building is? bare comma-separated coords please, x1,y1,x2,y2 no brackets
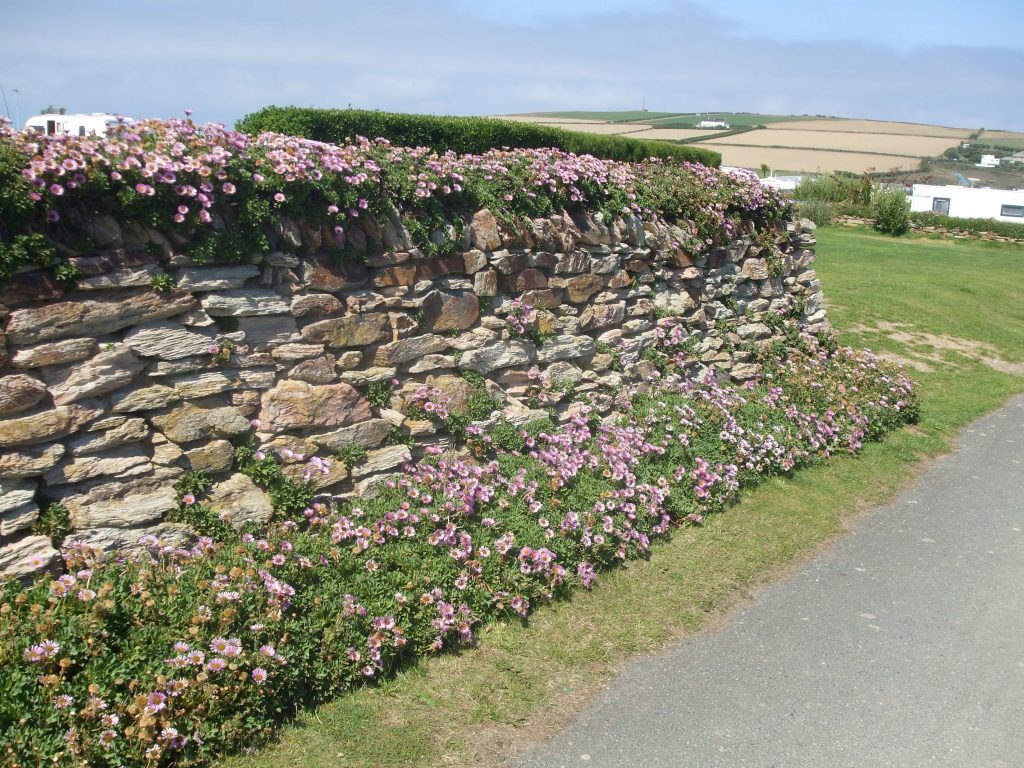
976,154,1000,168
910,184,1024,222
759,175,803,193
23,111,130,137
696,119,730,129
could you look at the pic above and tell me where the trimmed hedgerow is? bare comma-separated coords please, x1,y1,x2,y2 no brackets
0,315,918,767
235,106,722,167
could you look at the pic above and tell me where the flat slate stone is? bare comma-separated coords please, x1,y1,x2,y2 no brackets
301,313,391,348
150,402,251,444
65,484,177,529
308,418,393,452
8,338,97,369
459,340,536,374
4,288,195,344
174,265,260,291
45,346,145,405
207,473,273,529
67,417,150,456
1,501,39,537
0,479,38,515
0,404,100,449
43,447,153,487
0,535,59,579
201,289,291,317
237,316,300,347
373,334,449,366
259,380,370,430
123,321,214,360
0,443,65,480
111,385,181,413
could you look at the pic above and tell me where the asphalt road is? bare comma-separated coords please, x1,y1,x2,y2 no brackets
513,397,1024,768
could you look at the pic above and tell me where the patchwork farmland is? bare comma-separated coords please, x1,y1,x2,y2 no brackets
498,111,1024,174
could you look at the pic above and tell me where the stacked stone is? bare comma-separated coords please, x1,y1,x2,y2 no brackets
0,208,824,578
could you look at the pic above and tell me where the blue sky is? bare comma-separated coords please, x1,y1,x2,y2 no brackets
2,0,1022,131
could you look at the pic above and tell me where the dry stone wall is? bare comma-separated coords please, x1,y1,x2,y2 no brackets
0,207,824,578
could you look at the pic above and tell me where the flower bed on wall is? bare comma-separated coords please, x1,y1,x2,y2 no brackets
0,326,918,766
0,117,785,284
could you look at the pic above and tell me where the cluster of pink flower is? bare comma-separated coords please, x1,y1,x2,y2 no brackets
505,297,538,337
1,114,791,273
405,385,453,421
3,309,918,765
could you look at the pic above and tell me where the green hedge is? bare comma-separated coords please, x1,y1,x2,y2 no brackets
910,211,1024,239
235,106,722,167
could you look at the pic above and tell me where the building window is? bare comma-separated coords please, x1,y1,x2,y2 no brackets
932,198,950,215
1000,204,1024,218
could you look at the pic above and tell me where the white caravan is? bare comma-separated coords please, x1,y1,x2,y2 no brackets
910,184,1024,222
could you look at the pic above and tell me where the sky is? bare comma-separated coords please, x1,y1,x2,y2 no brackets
1,0,1022,132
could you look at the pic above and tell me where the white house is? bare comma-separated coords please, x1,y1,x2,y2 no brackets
976,154,1000,168
696,119,730,129
910,184,1024,222
23,111,130,137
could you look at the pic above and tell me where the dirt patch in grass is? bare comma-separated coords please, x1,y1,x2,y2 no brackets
849,321,1024,376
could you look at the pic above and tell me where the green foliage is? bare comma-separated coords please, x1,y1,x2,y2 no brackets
798,198,834,227
0,233,54,282
335,442,369,467
909,211,1024,239
174,470,214,499
872,189,911,236
150,272,175,293
166,471,236,538
32,503,71,542
210,337,236,365
443,410,472,444
366,380,395,410
52,261,82,285
236,107,722,167
465,389,500,421
385,425,415,447
0,336,919,767
234,442,315,517
795,173,871,206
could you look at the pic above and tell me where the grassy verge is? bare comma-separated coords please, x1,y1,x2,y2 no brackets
224,227,1024,768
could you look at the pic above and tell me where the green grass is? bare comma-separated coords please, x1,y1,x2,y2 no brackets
977,136,1024,150
224,228,1024,768
534,111,686,123
645,112,818,129
534,112,820,127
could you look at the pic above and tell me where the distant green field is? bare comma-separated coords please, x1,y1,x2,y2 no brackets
535,110,685,122
536,111,823,128
979,137,1024,150
646,113,819,129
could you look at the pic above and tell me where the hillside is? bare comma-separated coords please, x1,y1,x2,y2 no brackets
498,111,1024,178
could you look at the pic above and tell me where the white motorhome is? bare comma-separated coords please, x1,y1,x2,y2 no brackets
910,184,1024,222
23,111,130,137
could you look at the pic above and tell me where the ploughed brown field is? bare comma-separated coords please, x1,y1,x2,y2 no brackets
709,146,920,174
703,129,958,158
767,119,973,138
495,113,997,173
